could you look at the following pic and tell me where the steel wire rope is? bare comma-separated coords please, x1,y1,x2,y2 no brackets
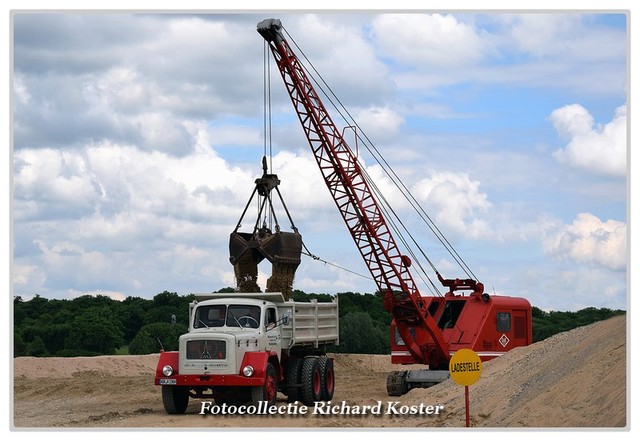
281,29,440,291
360,168,442,296
262,39,370,284
301,242,373,281
284,28,478,282
262,41,274,231
280,32,440,296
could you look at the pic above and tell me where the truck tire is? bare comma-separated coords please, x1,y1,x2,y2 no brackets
251,362,278,407
300,357,322,406
162,385,189,414
318,356,335,401
283,357,304,403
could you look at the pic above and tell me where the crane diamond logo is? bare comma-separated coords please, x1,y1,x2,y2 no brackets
499,334,510,348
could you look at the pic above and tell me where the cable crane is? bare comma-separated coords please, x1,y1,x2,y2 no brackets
257,18,532,395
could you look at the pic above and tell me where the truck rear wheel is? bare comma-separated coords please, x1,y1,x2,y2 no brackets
162,385,189,414
251,362,278,407
318,356,335,401
283,357,304,403
300,357,322,406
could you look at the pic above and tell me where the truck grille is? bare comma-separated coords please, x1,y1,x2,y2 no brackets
186,340,226,360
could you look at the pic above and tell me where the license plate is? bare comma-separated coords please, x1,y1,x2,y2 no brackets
159,378,177,385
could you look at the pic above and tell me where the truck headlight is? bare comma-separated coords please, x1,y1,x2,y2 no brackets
242,365,254,377
162,365,174,377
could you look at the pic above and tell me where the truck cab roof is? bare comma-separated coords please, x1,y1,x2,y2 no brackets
192,292,286,304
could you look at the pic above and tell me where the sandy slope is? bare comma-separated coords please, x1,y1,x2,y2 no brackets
12,315,627,429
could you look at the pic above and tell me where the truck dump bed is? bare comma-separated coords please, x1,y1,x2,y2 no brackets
278,298,339,349
192,292,339,349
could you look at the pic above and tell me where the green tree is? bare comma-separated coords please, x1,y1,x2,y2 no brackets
14,332,26,357
64,306,124,355
117,296,150,341
145,291,190,325
129,322,185,355
26,335,49,357
337,311,388,354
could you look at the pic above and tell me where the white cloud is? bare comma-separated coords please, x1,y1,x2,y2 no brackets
13,74,31,104
353,106,404,143
506,14,583,58
289,14,392,106
411,171,491,238
504,14,626,62
266,150,334,219
373,14,485,67
10,13,628,312
12,264,46,290
13,148,100,217
544,213,626,271
550,103,627,177
68,289,128,302
12,138,352,298
512,264,626,311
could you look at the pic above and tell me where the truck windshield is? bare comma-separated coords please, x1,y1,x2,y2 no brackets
193,304,261,329
194,305,226,328
227,305,261,329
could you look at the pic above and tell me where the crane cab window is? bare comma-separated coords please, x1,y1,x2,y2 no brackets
394,327,416,346
438,300,465,329
427,300,441,317
496,312,511,332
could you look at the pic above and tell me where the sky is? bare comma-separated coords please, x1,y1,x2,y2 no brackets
9,8,631,313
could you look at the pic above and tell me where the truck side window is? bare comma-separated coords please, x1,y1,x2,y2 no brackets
496,312,511,332
266,308,277,328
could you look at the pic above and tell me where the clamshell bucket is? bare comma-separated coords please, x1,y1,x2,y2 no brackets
229,157,304,299
229,227,302,300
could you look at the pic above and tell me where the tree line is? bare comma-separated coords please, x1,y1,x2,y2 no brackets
13,289,624,357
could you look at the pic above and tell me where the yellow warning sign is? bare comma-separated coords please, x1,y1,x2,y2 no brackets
449,349,482,386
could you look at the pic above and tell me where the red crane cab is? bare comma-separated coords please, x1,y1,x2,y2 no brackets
390,290,532,366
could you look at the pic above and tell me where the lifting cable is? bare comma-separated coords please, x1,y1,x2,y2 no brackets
261,41,273,231
263,41,273,173
263,40,368,281
301,242,373,281
283,27,479,284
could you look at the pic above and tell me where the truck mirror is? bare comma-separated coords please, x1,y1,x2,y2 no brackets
282,314,289,325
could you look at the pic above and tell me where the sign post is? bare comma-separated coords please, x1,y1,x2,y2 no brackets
449,348,482,427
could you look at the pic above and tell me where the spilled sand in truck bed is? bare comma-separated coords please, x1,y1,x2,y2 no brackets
12,315,627,429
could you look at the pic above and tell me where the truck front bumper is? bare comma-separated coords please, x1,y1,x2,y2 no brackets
155,373,265,387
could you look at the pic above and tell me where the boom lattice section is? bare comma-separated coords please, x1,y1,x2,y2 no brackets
258,19,448,367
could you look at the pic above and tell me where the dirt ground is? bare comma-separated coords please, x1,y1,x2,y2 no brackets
12,315,627,430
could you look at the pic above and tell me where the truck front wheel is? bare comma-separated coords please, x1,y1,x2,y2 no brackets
251,362,278,407
162,385,189,414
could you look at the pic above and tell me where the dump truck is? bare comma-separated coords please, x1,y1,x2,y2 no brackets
155,291,338,414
